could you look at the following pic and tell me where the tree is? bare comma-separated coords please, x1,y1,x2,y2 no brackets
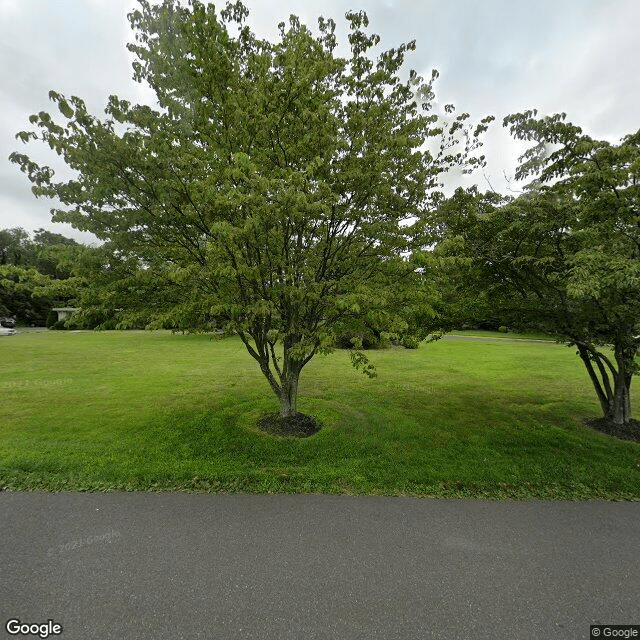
0,228,33,267
0,228,34,319
10,1,489,423
427,112,640,431
0,227,79,324
0,264,50,324
32,228,79,278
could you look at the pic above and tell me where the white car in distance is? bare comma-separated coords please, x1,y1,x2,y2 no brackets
0,318,16,336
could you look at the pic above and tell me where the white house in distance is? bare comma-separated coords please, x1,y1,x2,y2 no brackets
52,307,79,322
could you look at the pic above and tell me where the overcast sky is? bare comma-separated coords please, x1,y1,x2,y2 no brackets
1,0,638,243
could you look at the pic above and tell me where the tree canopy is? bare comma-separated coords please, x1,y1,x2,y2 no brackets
10,0,489,422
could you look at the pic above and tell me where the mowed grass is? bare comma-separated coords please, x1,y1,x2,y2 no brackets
1,331,639,499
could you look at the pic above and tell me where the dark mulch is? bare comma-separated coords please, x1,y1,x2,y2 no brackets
585,418,640,443
257,412,321,438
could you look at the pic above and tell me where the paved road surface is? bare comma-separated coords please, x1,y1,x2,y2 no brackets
1,493,639,640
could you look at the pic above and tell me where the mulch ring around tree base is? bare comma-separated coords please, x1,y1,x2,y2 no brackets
585,418,640,443
257,412,321,438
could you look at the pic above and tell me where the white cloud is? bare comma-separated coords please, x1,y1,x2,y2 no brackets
0,0,20,15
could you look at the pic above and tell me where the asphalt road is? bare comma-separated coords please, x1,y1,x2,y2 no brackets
1,493,639,640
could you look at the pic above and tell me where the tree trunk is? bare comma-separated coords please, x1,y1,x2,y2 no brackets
577,341,634,426
279,368,300,418
606,353,633,425
239,330,312,420
605,385,630,425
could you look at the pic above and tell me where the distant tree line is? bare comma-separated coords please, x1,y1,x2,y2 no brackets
0,227,79,325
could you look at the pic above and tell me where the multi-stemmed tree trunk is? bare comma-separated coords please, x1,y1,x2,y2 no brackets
238,329,314,419
576,340,636,426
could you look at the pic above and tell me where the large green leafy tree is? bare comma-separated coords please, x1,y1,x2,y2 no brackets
0,226,79,324
11,0,488,419
429,112,640,429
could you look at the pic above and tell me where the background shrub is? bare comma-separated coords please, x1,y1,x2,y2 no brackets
335,330,380,350
46,310,58,328
49,319,68,330
401,335,421,349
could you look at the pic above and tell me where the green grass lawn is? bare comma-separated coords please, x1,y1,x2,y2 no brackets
1,330,639,499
